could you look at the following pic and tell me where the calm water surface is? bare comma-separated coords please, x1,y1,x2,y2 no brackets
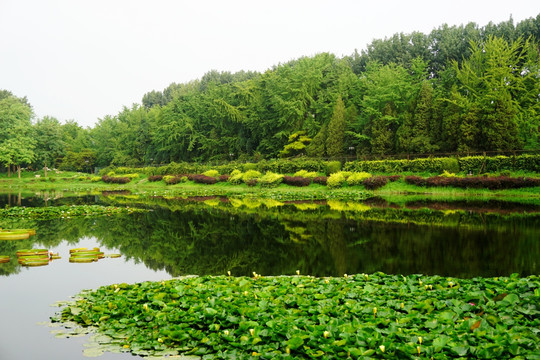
0,193,538,359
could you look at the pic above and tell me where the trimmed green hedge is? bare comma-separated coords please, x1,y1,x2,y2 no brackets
101,154,539,178
343,157,460,174
344,154,539,174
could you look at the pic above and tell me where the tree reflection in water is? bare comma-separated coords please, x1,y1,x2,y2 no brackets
0,195,538,278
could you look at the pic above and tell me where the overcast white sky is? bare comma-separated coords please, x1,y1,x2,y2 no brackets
1,0,539,128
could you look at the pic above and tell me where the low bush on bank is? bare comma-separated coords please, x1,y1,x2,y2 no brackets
258,172,284,188
202,169,220,178
228,170,244,185
101,175,131,184
313,176,328,185
192,174,218,185
362,176,389,190
405,175,540,190
293,170,318,179
327,172,347,189
346,172,372,186
147,175,163,182
242,170,262,184
163,175,188,185
282,176,311,187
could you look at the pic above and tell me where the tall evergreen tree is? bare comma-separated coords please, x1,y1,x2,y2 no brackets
306,122,327,157
326,96,346,158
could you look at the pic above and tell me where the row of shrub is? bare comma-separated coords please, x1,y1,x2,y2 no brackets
102,154,540,179
327,172,401,190
101,159,342,178
343,154,540,174
150,169,406,190
405,175,540,190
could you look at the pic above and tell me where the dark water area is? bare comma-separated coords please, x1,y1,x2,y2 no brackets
0,193,538,359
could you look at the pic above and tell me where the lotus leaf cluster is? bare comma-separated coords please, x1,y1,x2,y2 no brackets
53,273,539,359
0,228,36,240
0,205,145,220
16,248,54,266
69,247,105,263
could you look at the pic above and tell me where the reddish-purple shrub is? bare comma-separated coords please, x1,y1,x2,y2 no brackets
405,175,540,189
388,175,401,182
148,175,163,182
102,175,131,184
282,176,311,187
362,176,388,190
192,174,218,185
313,176,328,186
405,176,427,187
218,174,230,182
246,179,258,187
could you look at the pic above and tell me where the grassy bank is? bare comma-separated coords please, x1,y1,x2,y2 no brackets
1,169,538,202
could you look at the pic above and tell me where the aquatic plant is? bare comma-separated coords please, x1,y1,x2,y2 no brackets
0,205,144,220
53,273,539,359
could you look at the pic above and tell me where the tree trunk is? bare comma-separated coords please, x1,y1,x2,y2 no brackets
44,161,48,177
8,165,11,177
17,165,21,178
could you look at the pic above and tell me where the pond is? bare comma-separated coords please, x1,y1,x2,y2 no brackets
0,192,538,359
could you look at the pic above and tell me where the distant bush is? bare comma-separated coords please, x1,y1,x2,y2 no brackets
293,170,317,178
242,170,262,184
218,174,230,182
282,176,311,187
440,170,457,178
346,172,372,186
405,175,540,189
102,175,131,184
344,154,540,174
192,174,218,185
325,161,341,175
242,163,258,171
148,175,163,182
327,172,346,189
312,176,328,186
362,176,389,190
163,175,188,185
258,172,284,188
246,179,258,187
90,176,102,182
228,170,244,185
202,169,220,178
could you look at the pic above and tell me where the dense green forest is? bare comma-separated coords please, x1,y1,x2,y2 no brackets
1,15,539,174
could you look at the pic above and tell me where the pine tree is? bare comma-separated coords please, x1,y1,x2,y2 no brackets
306,123,327,157
370,103,395,155
326,96,346,158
